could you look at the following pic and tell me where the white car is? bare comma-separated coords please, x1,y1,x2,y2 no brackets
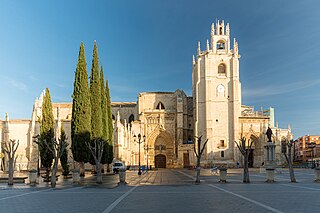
112,162,126,173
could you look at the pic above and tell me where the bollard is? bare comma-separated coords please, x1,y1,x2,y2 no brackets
72,169,80,184
315,167,320,182
219,167,227,183
119,168,126,184
29,169,38,185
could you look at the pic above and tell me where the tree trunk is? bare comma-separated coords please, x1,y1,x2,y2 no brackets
45,167,50,182
8,158,14,185
51,156,58,188
243,151,250,183
195,157,201,183
79,161,85,177
96,163,102,184
284,154,296,182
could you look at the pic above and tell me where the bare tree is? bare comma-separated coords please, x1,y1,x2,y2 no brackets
235,137,253,183
86,138,104,184
281,138,296,182
34,135,68,187
194,136,208,184
2,139,19,185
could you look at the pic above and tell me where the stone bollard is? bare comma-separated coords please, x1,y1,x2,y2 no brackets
72,169,80,184
29,169,38,185
219,167,227,183
119,168,126,184
315,167,320,182
266,168,275,183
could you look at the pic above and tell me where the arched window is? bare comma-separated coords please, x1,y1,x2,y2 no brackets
156,102,165,110
218,63,226,74
112,114,115,120
128,114,134,123
216,40,225,50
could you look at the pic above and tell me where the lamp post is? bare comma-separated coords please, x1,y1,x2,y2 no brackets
144,144,153,172
134,133,145,175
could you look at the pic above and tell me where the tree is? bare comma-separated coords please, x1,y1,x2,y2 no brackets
2,139,19,185
60,126,69,177
194,136,208,183
106,79,113,145
281,138,296,182
105,79,114,170
235,137,253,183
71,42,91,177
89,41,102,169
39,88,55,182
90,41,102,140
86,138,104,183
100,67,109,166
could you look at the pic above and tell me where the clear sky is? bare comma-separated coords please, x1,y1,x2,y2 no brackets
0,0,319,138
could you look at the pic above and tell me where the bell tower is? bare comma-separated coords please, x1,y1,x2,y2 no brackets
192,20,241,164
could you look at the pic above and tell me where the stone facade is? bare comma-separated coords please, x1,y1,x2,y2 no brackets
0,20,293,170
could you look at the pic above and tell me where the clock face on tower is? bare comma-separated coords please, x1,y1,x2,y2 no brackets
217,84,225,93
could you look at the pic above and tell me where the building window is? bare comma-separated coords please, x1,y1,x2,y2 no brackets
220,140,225,147
218,64,226,74
217,40,225,50
221,151,224,158
128,114,134,123
156,102,165,110
112,114,115,120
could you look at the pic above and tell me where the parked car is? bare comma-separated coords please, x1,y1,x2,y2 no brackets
112,162,126,173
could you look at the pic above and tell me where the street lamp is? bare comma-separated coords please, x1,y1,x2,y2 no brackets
144,144,153,172
134,133,145,175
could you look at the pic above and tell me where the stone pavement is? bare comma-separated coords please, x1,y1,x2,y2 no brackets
0,168,319,212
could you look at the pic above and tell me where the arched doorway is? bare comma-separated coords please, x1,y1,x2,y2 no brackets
155,154,166,168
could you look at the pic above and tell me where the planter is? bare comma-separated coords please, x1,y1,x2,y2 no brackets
266,168,275,183
72,169,80,184
219,167,227,183
29,170,38,185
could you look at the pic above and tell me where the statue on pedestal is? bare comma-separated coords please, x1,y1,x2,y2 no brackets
266,127,273,142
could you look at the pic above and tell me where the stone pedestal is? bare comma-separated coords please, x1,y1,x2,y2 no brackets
219,168,227,183
72,169,80,184
266,168,275,183
264,142,276,183
315,168,320,182
119,169,126,184
29,170,38,185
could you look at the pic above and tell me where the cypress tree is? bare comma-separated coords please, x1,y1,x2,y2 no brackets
106,79,114,164
100,67,109,165
39,88,55,181
100,67,107,141
71,42,91,176
106,79,113,145
60,125,69,177
89,41,102,167
90,41,102,140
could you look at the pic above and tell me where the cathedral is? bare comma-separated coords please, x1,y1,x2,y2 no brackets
0,20,293,171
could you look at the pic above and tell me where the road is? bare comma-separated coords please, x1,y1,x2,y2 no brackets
0,168,319,212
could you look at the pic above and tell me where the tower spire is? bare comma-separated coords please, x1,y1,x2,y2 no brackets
192,55,195,65
206,39,210,51
197,41,201,55
211,23,215,36
226,23,230,36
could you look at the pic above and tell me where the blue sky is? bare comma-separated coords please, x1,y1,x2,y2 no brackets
0,0,319,138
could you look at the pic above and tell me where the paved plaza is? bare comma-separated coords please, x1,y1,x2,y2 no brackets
0,168,319,212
